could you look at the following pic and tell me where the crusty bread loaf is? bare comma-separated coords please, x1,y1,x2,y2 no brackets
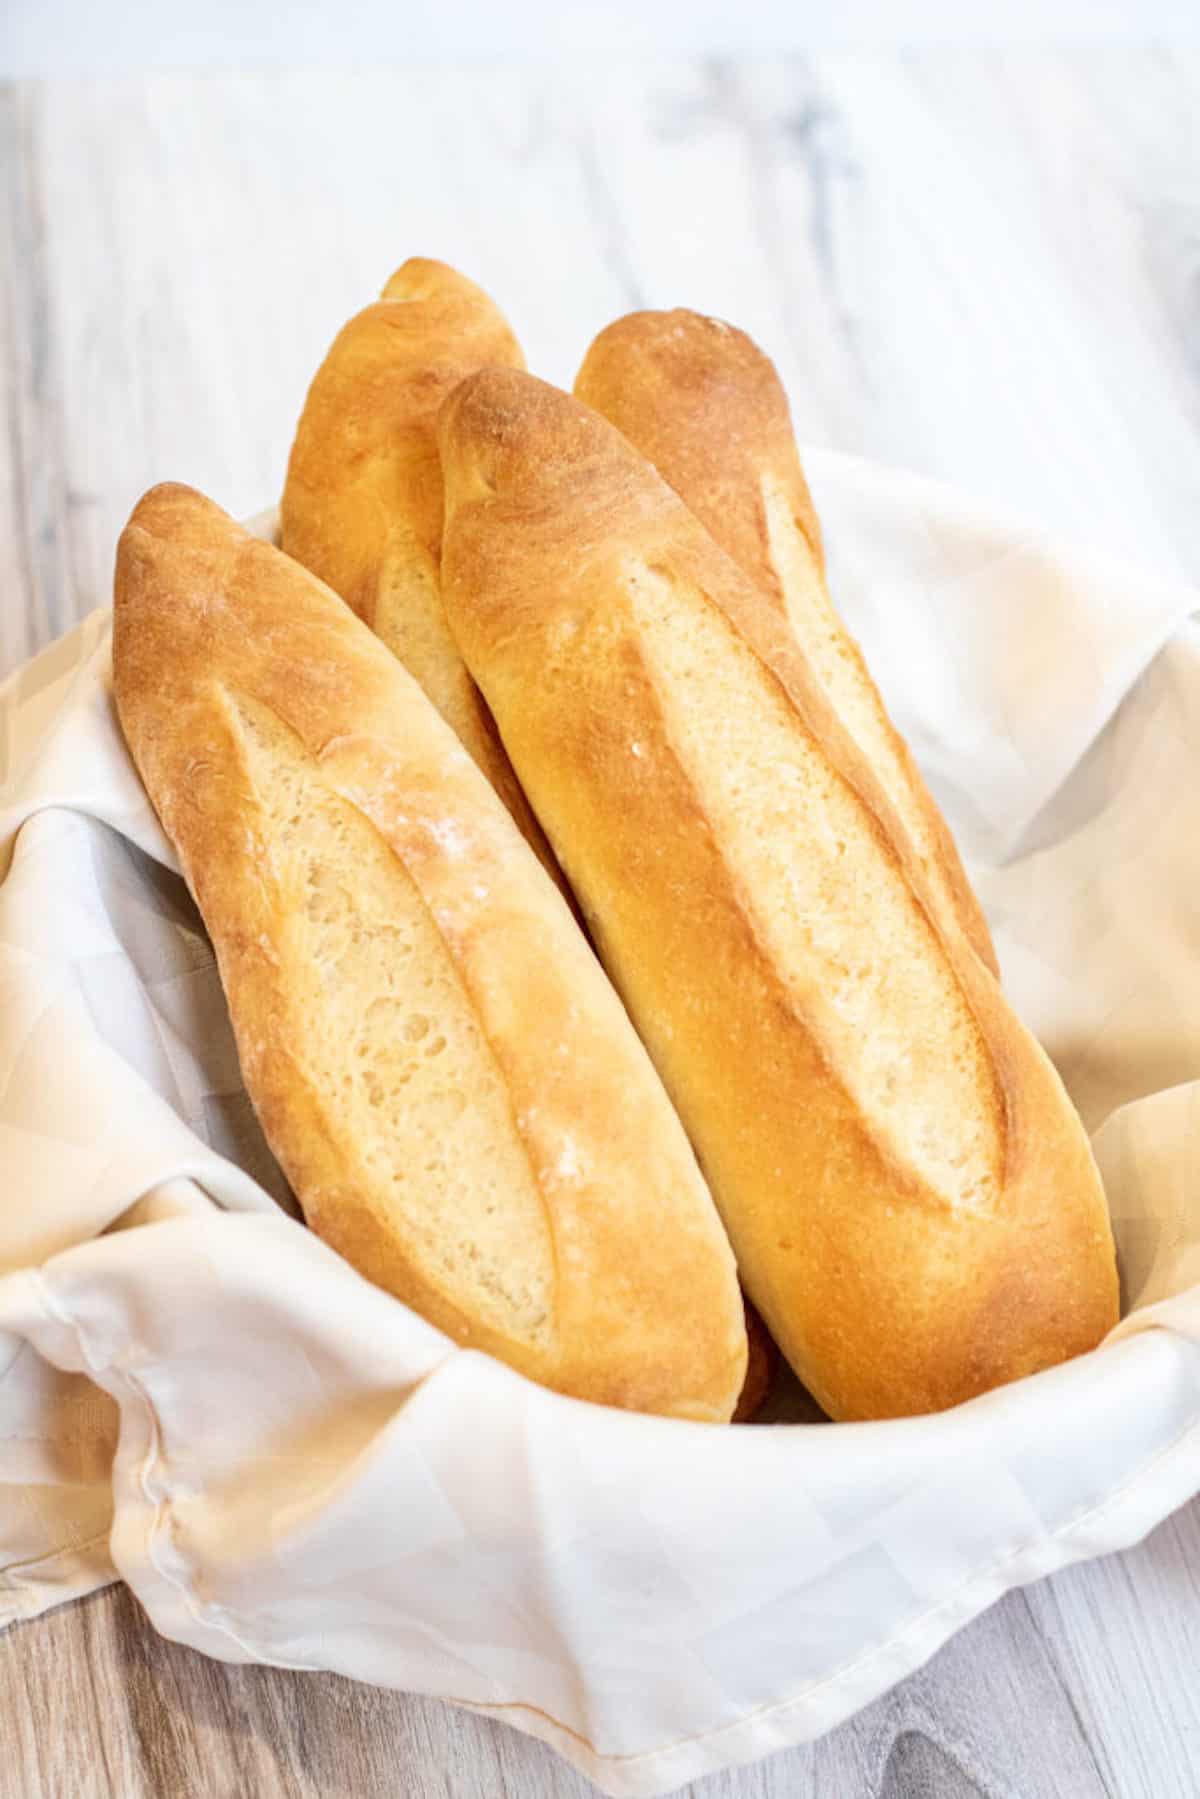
280,257,562,886
437,370,1119,1422
575,309,997,976
113,483,747,1421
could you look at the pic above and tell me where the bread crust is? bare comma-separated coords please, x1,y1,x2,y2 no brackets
281,258,563,890
576,309,998,976
438,370,1119,1422
113,483,747,1422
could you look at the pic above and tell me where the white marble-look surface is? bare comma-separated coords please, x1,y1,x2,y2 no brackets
2,55,1200,1799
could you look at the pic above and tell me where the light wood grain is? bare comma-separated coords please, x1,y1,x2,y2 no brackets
2,52,1200,1799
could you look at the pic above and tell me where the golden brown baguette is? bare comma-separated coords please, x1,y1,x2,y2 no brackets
280,257,562,888
438,370,1119,1422
575,309,998,977
113,483,747,1422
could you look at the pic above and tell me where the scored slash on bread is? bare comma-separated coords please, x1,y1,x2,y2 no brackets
575,309,999,978
112,483,747,1422
437,367,1118,1423
280,258,567,896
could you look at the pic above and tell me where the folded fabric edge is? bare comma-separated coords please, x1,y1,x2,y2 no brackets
7,1216,1199,1795
3,1339,1197,1795
461,1396,1200,1796
95,1324,1200,1799
0,1533,116,1633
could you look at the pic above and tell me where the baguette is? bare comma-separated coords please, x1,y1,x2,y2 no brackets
575,309,998,976
113,483,747,1422
280,258,562,887
437,370,1119,1422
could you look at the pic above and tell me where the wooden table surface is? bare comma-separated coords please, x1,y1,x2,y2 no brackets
3,53,1200,1799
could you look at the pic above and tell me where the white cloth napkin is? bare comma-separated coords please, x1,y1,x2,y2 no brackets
2,467,1199,1798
